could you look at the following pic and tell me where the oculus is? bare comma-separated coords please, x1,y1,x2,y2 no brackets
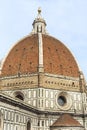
58,95,67,106
57,92,72,110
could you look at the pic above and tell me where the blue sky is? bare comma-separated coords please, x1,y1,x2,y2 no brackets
0,0,87,79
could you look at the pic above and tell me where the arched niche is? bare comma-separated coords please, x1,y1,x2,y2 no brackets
27,121,31,130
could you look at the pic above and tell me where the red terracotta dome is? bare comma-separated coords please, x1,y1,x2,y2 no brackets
0,8,79,78
1,34,79,77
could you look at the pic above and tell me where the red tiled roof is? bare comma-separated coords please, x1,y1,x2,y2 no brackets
1,34,79,77
51,114,82,127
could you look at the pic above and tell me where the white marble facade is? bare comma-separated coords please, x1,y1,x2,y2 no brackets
0,87,87,130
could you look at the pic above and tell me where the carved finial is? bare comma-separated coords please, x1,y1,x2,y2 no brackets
38,7,41,14
37,7,42,19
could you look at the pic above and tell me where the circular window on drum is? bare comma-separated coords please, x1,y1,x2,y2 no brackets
14,91,24,101
58,95,67,106
57,92,72,110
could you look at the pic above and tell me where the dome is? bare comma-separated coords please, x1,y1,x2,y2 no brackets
0,8,79,78
1,34,79,77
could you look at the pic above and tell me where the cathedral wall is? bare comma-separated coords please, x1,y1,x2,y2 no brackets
0,102,61,130
0,102,38,130
0,73,86,129
3,87,84,114
0,90,86,130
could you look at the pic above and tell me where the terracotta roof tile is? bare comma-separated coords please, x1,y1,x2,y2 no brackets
43,35,79,77
51,114,82,127
1,34,79,77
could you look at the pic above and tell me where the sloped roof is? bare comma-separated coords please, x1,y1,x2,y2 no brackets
51,114,83,127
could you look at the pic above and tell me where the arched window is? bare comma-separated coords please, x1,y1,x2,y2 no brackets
27,121,31,130
14,91,24,101
37,25,42,32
